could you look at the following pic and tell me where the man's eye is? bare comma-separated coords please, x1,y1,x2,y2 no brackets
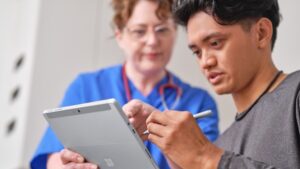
210,39,223,48
192,50,202,59
212,41,219,46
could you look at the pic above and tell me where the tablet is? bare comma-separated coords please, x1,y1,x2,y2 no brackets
43,99,159,169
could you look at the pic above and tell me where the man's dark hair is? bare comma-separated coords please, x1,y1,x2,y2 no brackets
173,0,281,50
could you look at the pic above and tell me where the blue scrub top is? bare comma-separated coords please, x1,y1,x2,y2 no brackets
30,64,219,169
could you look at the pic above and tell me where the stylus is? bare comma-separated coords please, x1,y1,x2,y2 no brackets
142,110,212,135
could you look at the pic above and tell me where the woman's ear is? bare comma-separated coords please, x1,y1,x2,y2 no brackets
115,29,125,49
254,17,273,49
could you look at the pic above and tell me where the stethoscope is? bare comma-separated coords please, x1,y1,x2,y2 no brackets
122,64,182,110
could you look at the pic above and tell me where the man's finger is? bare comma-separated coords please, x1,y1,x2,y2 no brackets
146,111,168,126
147,122,169,137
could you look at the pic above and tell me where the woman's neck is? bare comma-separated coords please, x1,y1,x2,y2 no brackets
125,64,166,96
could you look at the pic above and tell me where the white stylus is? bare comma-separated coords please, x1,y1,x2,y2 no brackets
143,110,212,135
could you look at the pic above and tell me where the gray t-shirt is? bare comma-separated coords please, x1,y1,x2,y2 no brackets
215,71,300,169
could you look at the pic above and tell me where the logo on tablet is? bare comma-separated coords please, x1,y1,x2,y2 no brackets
104,158,115,167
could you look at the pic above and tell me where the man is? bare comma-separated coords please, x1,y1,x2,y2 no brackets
124,0,300,168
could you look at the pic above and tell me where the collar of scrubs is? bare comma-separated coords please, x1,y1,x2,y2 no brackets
121,64,182,110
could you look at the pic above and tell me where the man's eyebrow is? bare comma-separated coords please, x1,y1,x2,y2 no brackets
188,44,197,50
201,32,223,42
188,32,227,49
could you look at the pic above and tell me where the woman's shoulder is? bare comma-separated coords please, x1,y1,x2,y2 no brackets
76,64,122,80
79,64,121,77
66,64,122,91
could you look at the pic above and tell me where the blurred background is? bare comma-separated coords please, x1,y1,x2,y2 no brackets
0,0,299,168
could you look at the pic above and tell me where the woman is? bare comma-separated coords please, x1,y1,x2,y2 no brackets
30,0,219,168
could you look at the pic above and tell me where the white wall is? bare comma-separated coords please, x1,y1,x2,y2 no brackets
0,0,299,168
0,0,39,168
0,0,100,168
273,2,300,73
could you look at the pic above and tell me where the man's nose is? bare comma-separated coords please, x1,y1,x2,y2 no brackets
201,52,217,70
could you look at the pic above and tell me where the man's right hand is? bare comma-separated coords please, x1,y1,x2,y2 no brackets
47,149,98,169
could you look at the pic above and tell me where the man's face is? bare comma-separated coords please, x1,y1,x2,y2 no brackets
187,12,262,95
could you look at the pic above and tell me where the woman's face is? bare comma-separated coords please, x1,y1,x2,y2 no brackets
115,0,177,75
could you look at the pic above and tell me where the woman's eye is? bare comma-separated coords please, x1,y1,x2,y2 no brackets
156,27,169,33
131,29,146,37
155,25,171,36
134,30,145,34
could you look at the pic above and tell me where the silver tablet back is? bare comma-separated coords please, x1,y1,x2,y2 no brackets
44,99,158,169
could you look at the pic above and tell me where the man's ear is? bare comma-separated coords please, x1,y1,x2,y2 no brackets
254,17,273,49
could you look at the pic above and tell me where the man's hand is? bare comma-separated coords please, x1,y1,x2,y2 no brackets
146,110,223,169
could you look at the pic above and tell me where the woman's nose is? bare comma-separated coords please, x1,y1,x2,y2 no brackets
145,31,160,46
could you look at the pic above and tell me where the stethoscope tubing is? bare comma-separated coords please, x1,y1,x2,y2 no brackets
121,64,182,110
